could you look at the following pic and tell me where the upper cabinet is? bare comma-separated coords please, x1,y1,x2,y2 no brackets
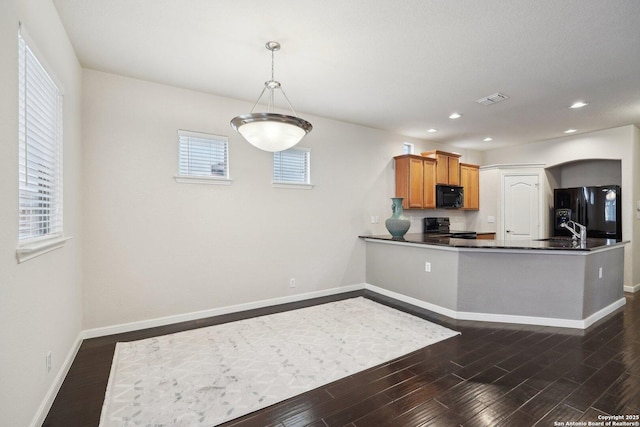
459,163,480,210
394,151,480,210
394,154,437,209
421,150,461,185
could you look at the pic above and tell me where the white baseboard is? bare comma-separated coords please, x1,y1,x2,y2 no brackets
32,282,629,426
582,297,627,328
363,284,460,319
84,282,631,340
363,284,626,329
82,284,364,339
624,283,640,293
30,333,83,427
31,286,363,426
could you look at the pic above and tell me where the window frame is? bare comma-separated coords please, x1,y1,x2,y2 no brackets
16,28,69,263
272,147,313,189
403,142,415,155
174,129,232,185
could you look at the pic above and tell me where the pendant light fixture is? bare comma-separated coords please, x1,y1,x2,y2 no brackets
230,41,312,152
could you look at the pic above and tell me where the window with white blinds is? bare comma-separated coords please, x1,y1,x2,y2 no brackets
177,130,229,181
18,33,63,243
273,148,311,185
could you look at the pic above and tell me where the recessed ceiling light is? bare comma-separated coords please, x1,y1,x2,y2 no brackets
483,137,493,142
569,101,589,109
449,113,462,119
427,128,437,133
564,129,577,134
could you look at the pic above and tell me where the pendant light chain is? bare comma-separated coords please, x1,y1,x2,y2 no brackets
272,46,298,117
230,40,312,152
268,47,275,113
271,46,276,82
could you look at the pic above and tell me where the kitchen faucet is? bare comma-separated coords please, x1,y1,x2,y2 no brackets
561,220,587,241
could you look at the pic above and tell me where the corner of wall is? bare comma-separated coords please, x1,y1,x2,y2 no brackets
1,2,84,426
631,125,640,289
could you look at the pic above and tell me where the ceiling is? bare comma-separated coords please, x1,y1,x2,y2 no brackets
52,0,640,151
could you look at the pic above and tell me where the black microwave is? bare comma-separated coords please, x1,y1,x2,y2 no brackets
436,185,464,208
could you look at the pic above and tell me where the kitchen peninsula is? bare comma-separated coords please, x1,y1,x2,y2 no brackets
360,234,627,329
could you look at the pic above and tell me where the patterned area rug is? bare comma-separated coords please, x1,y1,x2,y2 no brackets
99,297,460,426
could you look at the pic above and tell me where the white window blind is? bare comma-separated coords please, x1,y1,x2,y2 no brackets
18,32,63,243
273,148,310,184
178,130,229,179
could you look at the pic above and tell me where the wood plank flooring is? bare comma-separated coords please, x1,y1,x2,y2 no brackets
44,290,640,427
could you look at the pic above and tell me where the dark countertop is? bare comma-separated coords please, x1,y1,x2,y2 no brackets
359,233,627,251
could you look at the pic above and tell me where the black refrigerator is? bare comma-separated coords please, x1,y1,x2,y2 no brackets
554,185,622,240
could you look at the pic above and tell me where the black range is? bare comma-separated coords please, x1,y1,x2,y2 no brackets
423,217,477,239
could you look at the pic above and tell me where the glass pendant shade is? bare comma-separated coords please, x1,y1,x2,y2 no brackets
231,113,312,152
231,41,312,152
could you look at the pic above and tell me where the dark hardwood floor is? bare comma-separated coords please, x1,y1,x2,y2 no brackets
44,290,640,427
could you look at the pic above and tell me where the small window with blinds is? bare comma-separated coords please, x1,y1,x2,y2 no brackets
273,147,312,188
176,130,230,184
18,32,63,244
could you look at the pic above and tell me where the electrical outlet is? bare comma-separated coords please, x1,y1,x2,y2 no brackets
425,262,431,273
46,351,52,373
370,216,379,224
289,278,296,288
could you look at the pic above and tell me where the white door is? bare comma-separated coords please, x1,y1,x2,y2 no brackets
503,174,540,241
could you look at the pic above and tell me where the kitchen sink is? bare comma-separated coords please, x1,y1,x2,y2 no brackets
535,237,575,242
535,236,584,248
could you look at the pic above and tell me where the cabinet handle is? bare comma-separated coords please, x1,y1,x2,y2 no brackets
506,230,512,233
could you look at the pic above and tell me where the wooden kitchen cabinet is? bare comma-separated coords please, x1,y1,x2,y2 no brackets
394,154,437,209
476,232,496,240
459,163,480,210
422,158,437,208
421,150,461,185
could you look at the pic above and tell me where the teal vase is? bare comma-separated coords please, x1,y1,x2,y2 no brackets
385,197,411,239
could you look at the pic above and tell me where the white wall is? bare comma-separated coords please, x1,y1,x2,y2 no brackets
81,70,480,329
547,159,622,188
632,126,640,292
483,125,640,289
0,1,83,426
468,168,499,233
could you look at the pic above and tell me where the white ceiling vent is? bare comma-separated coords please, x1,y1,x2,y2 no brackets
475,92,510,106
